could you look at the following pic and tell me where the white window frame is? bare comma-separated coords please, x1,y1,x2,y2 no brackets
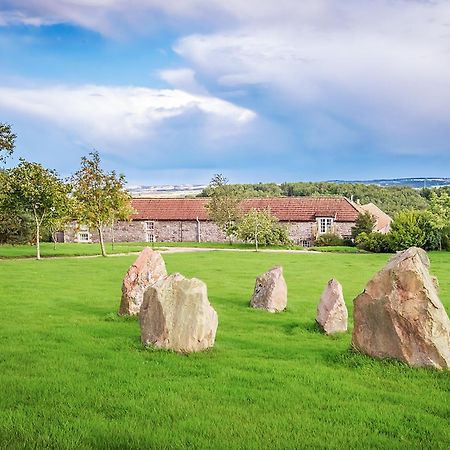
144,221,155,242
317,217,334,234
77,226,91,243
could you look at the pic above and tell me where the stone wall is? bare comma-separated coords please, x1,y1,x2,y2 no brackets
65,219,355,244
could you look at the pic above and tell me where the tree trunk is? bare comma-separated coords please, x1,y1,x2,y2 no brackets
111,221,115,251
98,226,107,257
36,222,41,260
52,230,57,250
254,224,259,252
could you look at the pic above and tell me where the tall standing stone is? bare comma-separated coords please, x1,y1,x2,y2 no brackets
140,273,218,353
352,247,450,370
119,247,167,316
250,266,287,313
316,279,348,334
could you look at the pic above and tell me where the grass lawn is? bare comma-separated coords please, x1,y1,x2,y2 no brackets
0,241,368,259
0,241,305,259
0,251,449,448
0,242,149,259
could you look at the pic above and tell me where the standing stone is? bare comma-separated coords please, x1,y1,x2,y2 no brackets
352,247,450,370
140,273,218,353
119,247,167,316
316,279,348,334
250,266,287,313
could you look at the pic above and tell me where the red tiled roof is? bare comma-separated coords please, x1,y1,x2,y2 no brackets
131,197,360,222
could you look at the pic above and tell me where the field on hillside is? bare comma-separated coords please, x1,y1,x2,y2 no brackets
0,251,449,448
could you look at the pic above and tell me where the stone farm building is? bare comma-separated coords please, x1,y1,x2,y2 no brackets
65,197,391,246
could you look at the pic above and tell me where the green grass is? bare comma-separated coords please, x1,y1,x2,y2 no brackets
309,245,365,253
0,251,449,448
0,242,150,259
0,241,305,259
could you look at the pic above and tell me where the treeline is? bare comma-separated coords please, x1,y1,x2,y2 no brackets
201,181,431,217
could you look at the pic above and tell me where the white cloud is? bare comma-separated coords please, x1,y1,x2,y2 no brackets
173,1,450,154
0,84,256,148
2,0,450,154
159,68,207,95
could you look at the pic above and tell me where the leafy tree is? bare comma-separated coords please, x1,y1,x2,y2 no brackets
351,212,376,239
427,192,450,250
389,210,427,251
236,208,291,251
7,159,71,259
72,151,131,257
206,174,242,242
0,123,16,163
46,196,74,249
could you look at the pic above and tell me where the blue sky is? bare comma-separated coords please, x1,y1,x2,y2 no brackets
1,1,450,185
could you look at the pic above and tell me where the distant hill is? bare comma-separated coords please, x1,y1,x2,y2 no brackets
328,178,450,189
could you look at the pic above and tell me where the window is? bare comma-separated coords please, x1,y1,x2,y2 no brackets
78,232,90,243
144,221,155,242
300,239,312,248
318,217,334,234
77,224,90,243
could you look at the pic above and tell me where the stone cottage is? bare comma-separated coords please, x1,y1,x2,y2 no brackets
64,196,389,246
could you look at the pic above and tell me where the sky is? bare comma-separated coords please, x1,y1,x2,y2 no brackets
1,0,450,185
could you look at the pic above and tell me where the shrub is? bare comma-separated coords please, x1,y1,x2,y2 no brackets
315,232,344,247
389,210,427,251
355,232,392,253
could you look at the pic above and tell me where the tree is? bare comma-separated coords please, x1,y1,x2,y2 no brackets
0,123,16,164
72,151,131,257
236,208,291,251
427,192,450,250
206,174,242,242
46,196,74,250
389,210,427,251
7,159,71,259
351,212,376,239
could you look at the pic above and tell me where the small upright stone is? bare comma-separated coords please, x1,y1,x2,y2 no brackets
119,247,167,316
140,273,218,353
316,279,348,334
250,266,287,313
352,247,450,370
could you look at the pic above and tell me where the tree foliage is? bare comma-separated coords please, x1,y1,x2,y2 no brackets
72,151,131,256
6,159,71,259
206,174,242,240
351,212,376,239
355,232,392,253
236,208,291,251
389,210,427,251
0,123,16,163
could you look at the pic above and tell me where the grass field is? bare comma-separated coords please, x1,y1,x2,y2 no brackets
0,242,365,259
0,251,449,448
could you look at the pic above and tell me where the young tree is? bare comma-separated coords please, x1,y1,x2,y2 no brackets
351,211,376,239
72,151,131,257
0,123,16,164
206,174,242,243
236,208,291,251
7,159,71,259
